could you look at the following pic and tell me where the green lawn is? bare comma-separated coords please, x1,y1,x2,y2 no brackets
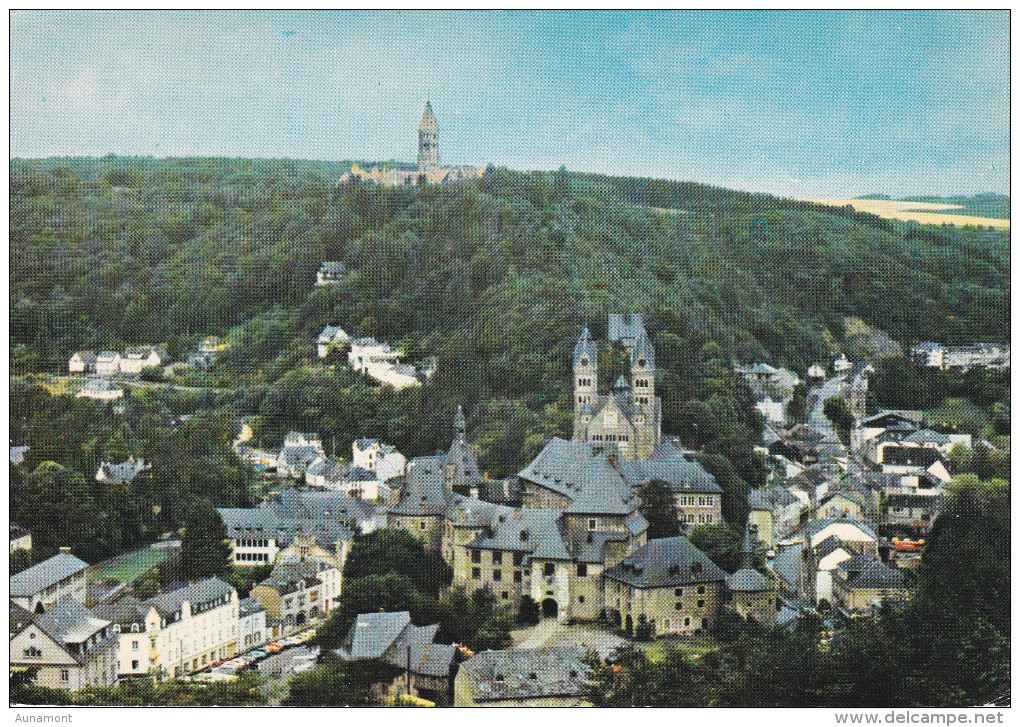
641,634,721,662
89,544,177,584
926,397,990,433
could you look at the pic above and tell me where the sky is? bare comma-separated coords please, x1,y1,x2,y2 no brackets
9,10,1010,198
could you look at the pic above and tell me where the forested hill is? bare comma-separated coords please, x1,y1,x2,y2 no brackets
11,157,1009,379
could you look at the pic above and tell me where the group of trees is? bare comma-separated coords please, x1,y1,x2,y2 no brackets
313,530,515,655
588,476,1010,707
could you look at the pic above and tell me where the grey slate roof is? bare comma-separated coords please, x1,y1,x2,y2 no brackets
573,326,597,365
564,456,635,515
466,508,574,561
10,552,88,597
460,646,590,702
93,596,147,627
239,597,265,617
72,351,97,364
631,328,655,368
32,598,113,658
616,456,723,495
259,561,326,595
339,611,412,660
902,429,951,446
748,484,799,510
389,460,453,516
97,458,149,482
607,313,645,347
882,447,944,468
728,567,771,592
145,577,234,619
837,556,907,590
603,536,728,588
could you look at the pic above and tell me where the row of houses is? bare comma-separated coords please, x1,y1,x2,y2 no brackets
10,533,348,691
910,341,1010,371
316,327,435,391
69,346,167,377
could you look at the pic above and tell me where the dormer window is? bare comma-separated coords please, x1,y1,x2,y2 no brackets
638,359,646,367
580,358,588,367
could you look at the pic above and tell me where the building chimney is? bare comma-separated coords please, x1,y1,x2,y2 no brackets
59,546,72,554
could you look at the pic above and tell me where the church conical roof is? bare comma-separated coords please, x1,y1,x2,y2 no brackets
573,326,597,365
419,101,438,131
612,375,630,392
454,405,466,434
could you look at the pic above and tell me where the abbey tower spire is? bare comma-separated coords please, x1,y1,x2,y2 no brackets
417,101,440,172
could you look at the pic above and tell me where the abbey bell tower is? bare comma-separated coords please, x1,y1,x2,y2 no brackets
417,101,440,172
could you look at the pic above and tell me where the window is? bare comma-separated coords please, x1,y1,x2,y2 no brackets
697,600,705,608
702,618,708,629
588,518,597,530
514,571,522,583
131,660,139,670
472,568,481,580
674,588,683,597
493,569,502,582
472,550,481,563
513,553,523,566
502,591,509,600
578,595,585,604
492,551,502,564
132,640,139,650
698,514,705,524
23,646,42,658
60,669,69,682
543,563,555,576
706,515,713,524
684,617,690,627
675,603,682,610
697,586,706,595
577,564,587,577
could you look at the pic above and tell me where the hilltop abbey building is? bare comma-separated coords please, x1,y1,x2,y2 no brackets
339,101,484,186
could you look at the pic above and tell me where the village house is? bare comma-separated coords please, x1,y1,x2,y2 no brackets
77,378,124,401
455,646,592,707
772,518,879,607
10,523,32,552
603,535,729,635
91,597,151,679
10,550,89,613
276,431,326,478
315,261,347,286
119,346,166,376
250,553,340,637
238,597,267,651
95,351,122,377
10,598,119,691
141,577,239,678
96,457,151,484
910,341,1010,371
335,610,458,705
727,525,778,626
305,458,387,500
833,353,851,373
316,325,350,358
747,484,806,548
69,351,97,374
218,489,375,567
832,553,909,615
352,438,408,481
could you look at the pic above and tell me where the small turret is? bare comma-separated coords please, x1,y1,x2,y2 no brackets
454,404,466,438
573,327,598,441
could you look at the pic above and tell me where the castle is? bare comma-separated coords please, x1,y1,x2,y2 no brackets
339,101,484,186
382,316,745,630
572,313,662,461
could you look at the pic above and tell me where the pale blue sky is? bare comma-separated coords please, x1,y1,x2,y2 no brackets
10,10,1009,197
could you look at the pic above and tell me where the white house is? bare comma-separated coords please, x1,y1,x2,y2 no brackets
77,378,124,402
120,346,165,375
315,261,346,286
910,342,945,368
143,577,239,679
96,457,151,484
352,439,407,481
238,597,268,651
807,364,827,380
91,597,152,679
833,353,851,373
69,351,97,374
316,325,350,359
10,599,119,691
95,351,122,377
348,337,403,373
10,551,89,613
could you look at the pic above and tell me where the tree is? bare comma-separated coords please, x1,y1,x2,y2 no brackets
823,396,854,445
638,479,680,538
688,523,743,572
786,382,808,423
179,500,231,581
281,660,390,706
341,529,452,595
518,595,540,625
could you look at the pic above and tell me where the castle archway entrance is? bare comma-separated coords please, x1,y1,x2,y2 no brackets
541,598,559,619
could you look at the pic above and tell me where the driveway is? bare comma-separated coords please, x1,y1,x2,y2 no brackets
256,645,319,704
511,620,632,658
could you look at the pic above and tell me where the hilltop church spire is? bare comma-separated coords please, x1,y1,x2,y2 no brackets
418,101,440,172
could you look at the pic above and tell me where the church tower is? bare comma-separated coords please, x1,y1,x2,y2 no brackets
572,327,598,441
417,101,440,172
630,328,659,458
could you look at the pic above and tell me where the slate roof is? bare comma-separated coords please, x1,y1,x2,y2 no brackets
93,596,147,627
389,460,453,516
239,597,265,618
902,429,952,446
616,456,723,495
318,261,345,274
564,457,636,515
419,101,438,131
317,325,346,343
146,577,234,618
10,601,34,638
10,552,88,597
259,561,327,595
631,328,655,368
728,568,772,592
603,536,728,588
460,646,590,702
340,611,412,660
354,438,379,450
607,313,645,347
10,523,31,541
465,508,572,560
573,326,597,365
97,458,149,482
773,542,804,589
72,351,97,364
882,447,944,468
383,623,457,677
277,445,323,469
748,485,799,510
82,378,122,393
31,598,113,656
97,351,120,362
837,556,907,590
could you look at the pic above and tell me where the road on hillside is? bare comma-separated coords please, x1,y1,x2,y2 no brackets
14,373,235,395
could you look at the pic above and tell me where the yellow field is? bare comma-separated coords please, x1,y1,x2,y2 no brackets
804,198,1009,230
